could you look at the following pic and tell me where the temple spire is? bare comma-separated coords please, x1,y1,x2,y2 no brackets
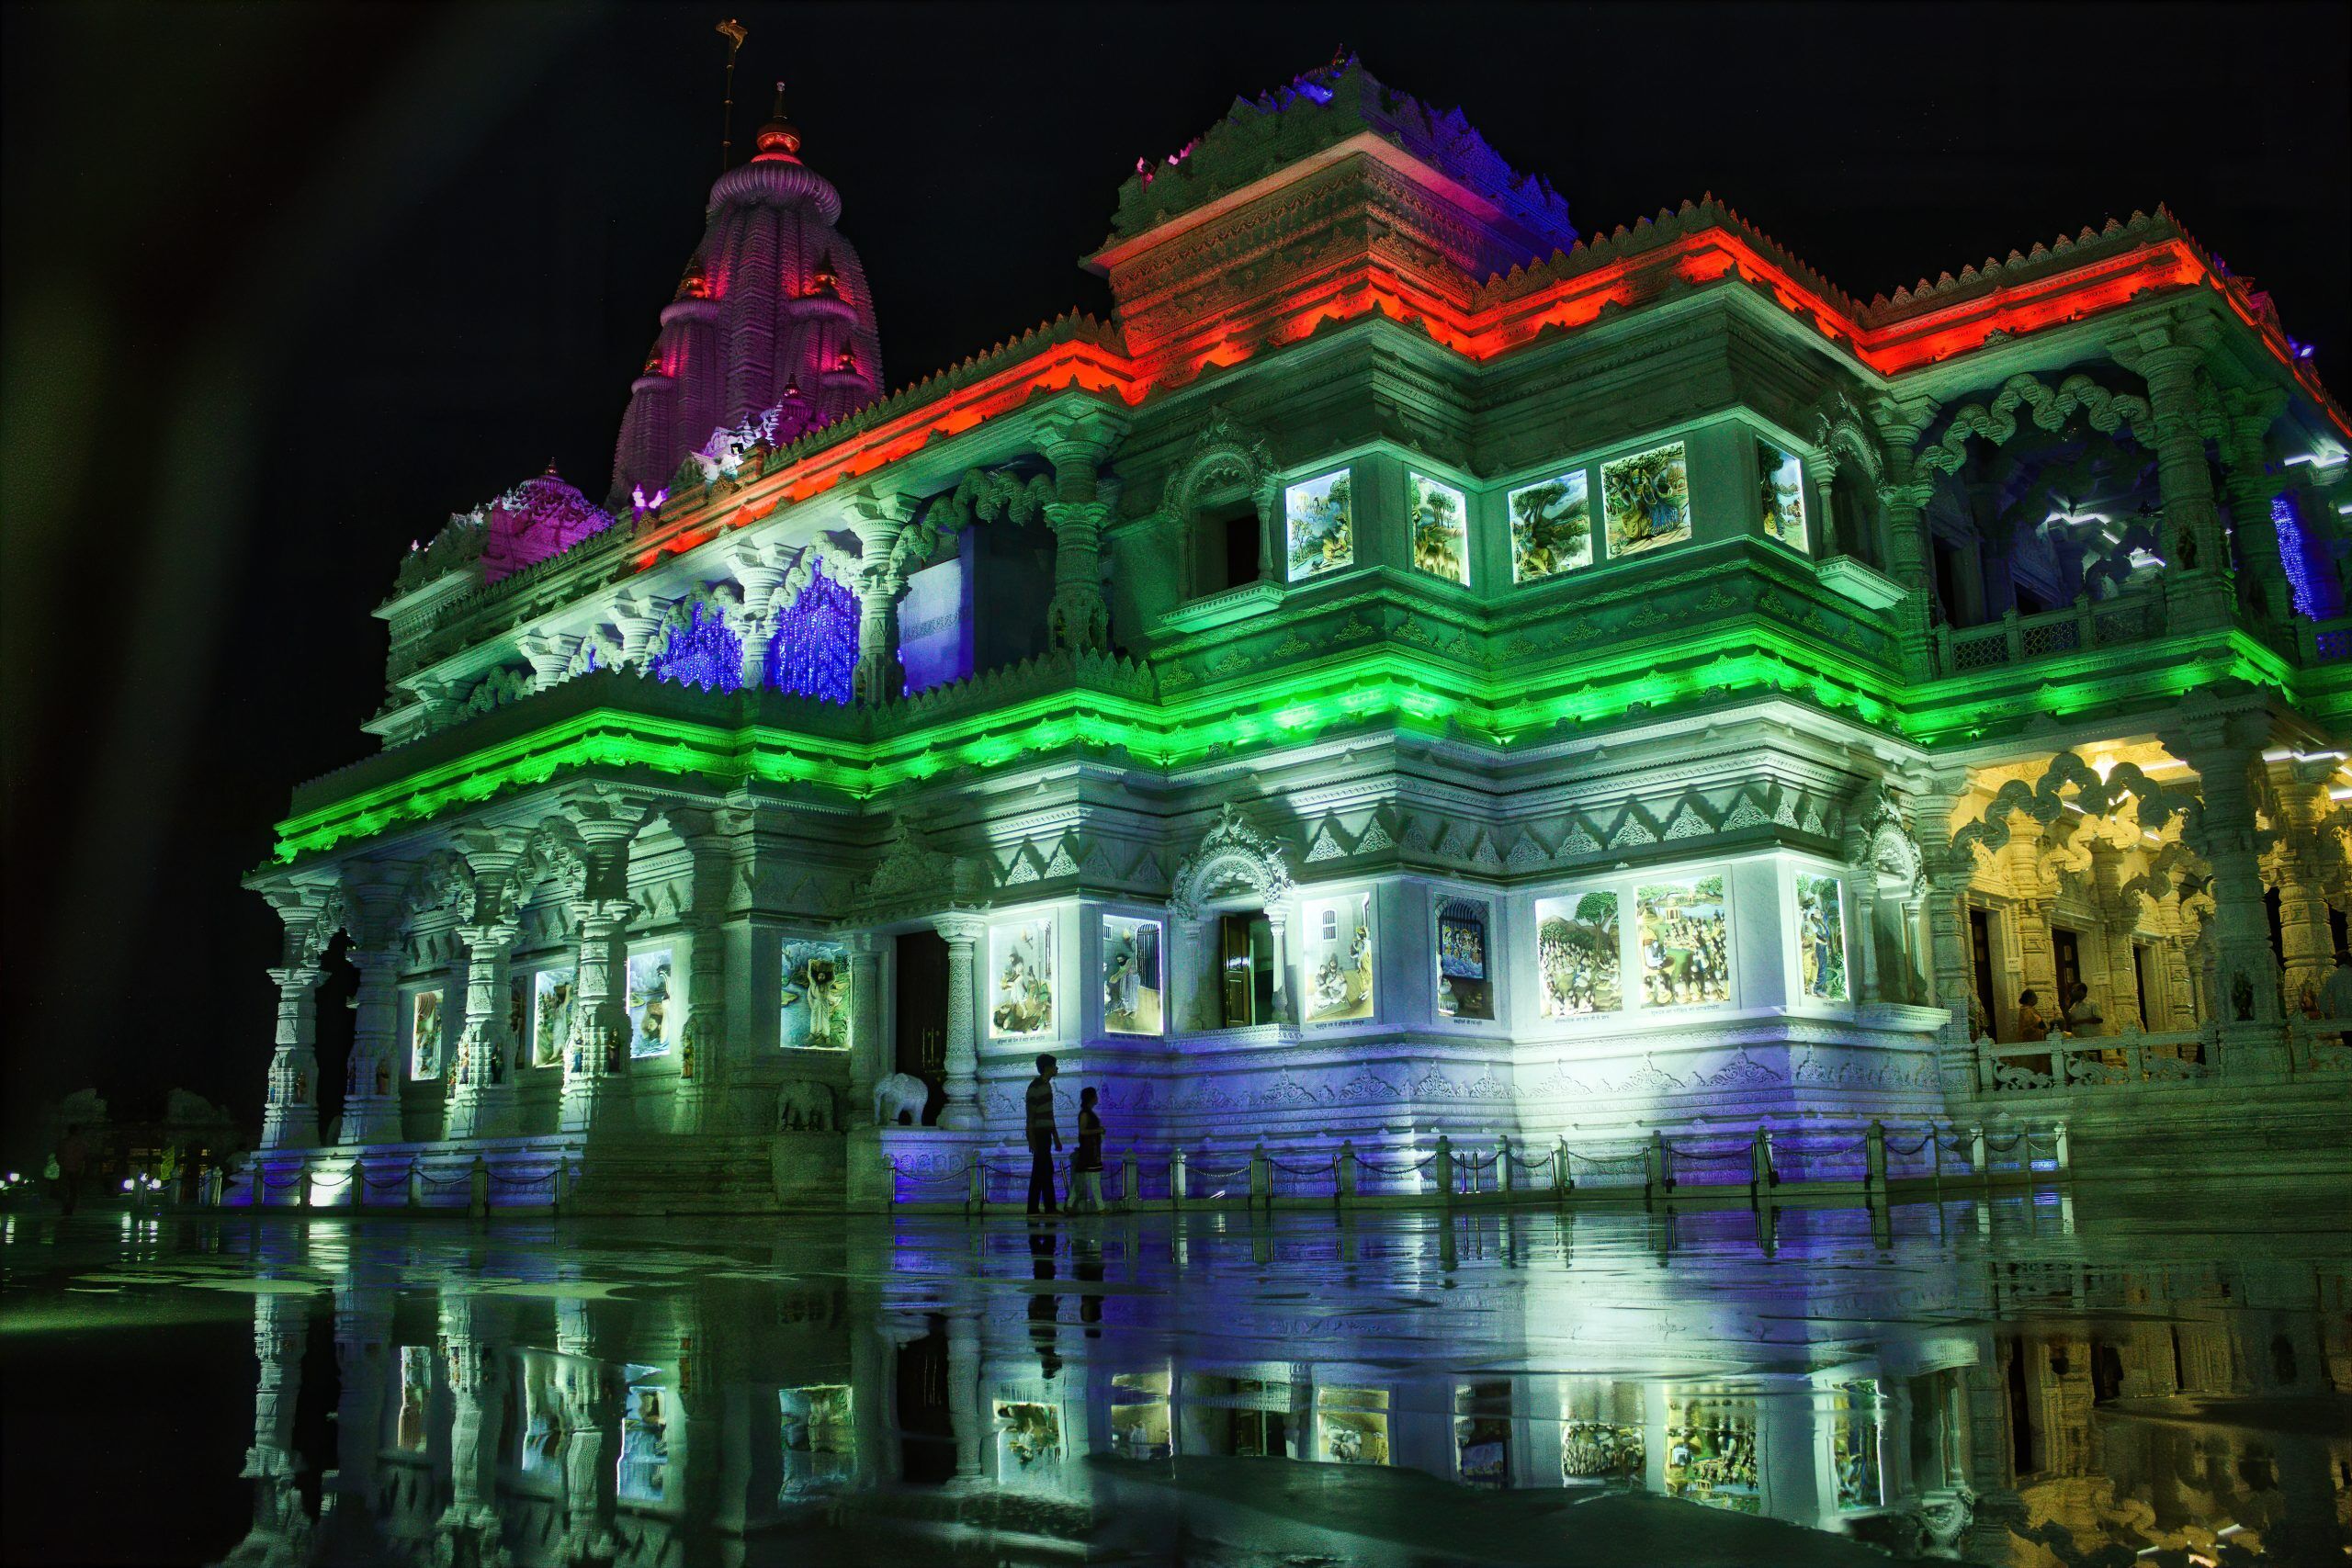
754,80,802,164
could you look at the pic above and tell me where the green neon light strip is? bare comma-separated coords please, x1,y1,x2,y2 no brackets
270,624,2299,863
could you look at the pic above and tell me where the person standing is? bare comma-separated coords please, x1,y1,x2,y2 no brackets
54,1126,89,1216
1071,1088,1105,1213
1024,1055,1062,1215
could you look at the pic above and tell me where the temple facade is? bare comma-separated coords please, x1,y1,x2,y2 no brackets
241,58,2352,1210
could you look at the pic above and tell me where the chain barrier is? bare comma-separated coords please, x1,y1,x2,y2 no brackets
1352,1154,1440,1178
1983,1133,2027,1153
1267,1157,1338,1177
1882,1131,1936,1156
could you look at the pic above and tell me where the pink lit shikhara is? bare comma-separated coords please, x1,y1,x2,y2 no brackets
479,467,616,584
612,84,884,500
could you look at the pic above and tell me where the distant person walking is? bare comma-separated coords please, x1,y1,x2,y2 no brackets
1071,1088,1105,1213
54,1126,89,1216
1024,1055,1062,1215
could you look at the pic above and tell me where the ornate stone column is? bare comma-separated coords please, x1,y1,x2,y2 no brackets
437,1294,508,1557
1868,397,1941,678
1809,452,1841,558
518,632,579,692
2089,843,2144,1033
845,932,888,1126
668,809,736,1134
2118,330,2232,631
2268,759,2345,1014
851,559,907,703
1036,404,1127,652
2168,718,2287,1074
946,1310,984,1488
234,1293,312,1563
2222,386,2292,622
1910,769,1981,1090
2002,825,2059,1033
933,911,988,1131
560,801,645,1137
341,947,405,1144
612,591,672,669
321,1275,393,1555
445,846,524,1141
731,543,790,691
555,1299,619,1564
1171,916,1214,1033
1265,906,1294,1025
262,962,325,1151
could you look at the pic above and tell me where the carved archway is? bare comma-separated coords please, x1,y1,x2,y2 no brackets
1169,804,1293,919
1951,751,2202,863
1161,407,1280,598
1914,371,2159,480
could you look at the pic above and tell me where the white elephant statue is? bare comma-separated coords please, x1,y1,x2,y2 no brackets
777,1079,836,1133
873,1072,930,1127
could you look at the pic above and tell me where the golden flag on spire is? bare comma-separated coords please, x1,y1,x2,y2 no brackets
717,19,749,173
717,17,748,55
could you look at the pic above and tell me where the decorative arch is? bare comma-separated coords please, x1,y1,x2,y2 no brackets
1170,804,1293,919
563,627,621,678
1840,784,1923,897
519,816,590,898
1161,405,1281,527
1914,372,2159,480
396,849,475,931
1951,751,2202,864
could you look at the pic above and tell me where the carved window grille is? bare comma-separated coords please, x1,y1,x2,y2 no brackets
765,564,859,704
649,602,744,693
2020,619,2081,659
1950,631,2009,671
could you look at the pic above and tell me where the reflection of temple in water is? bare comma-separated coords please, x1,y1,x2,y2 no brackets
215,1200,2351,1565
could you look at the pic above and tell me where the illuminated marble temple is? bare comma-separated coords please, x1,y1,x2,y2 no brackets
241,57,2352,1210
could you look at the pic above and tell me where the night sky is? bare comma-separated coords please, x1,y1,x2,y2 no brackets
2,2,2346,1148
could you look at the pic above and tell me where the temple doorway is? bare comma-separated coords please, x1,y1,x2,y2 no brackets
894,930,949,1124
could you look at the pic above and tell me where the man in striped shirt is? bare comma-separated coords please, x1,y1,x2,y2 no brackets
1024,1054,1063,1215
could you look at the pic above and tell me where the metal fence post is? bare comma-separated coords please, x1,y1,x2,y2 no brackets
406,1159,423,1210
1338,1140,1358,1206
1749,1127,1771,1195
1646,1129,1668,1199
1497,1135,1514,1200
1171,1146,1187,1207
2052,1121,2071,1171
1434,1134,1454,1204
1969,1125,1987,1175
967,1156,986,1215
468,1155,490,1219
550,1159,568,1216
1865,1121,1887,1190
1249,1143,1270,1210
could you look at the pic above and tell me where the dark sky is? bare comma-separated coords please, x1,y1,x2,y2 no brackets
3,2,2346,1145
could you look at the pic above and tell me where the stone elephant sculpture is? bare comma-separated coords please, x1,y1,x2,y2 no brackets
873,1072,930,1128
777,1079,836,1134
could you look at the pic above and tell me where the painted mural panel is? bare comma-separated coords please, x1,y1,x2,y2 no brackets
1560,1381,1646,1486
1455,1382,1510,1487
1408,471,1471,584
616,1377,672,1502
996,1401,1063,1475
1796,873,1849,1002
1304,891,1375,1023
1635,874,1731,1009
1665,1397,1760,1513
989,920,1055,1039
1758,439,1808,552
1102,916,1163,1035
409,989,445,1080
1508,469,1593,581
626,949,673,1058
1601,441,1690,558
1536,892,1620,1016
1434,897,1494,1021
778,1384,854,1499
1317,1386,1390,1465
1283,470,1353,581
531,966,575,1068
1831,1381,1883,1511
781,941,850,1049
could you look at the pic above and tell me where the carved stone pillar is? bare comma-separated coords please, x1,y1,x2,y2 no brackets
2121,333,2233,630
1037,404,1125,651
321,1277,392,1553
1172,916,1214,1033
1869,398,1939,677
555,1300,619,1563
437,1295,508,1555
341,947,404,1144
669,811,735,1134
2170,723,2287,1073
946,1310,983,1488
933,912,988,1131
1265,906,1294,1025
1912,771,1981,1090
2222,387,2293,622
1810,452,1841,558
2269,761,2344,1015
519,633,578,692
845,932,887,1124
613,592,672,669
262,963,325,1151
2162,913,2199,1030
851,560,907,703
732,545,789,691
2089,844,2144,1033
560,804,643,1136
446,847,524,1140
235,1293,312,1564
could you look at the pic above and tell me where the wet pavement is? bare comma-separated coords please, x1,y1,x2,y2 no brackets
1,1182,2346,1566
